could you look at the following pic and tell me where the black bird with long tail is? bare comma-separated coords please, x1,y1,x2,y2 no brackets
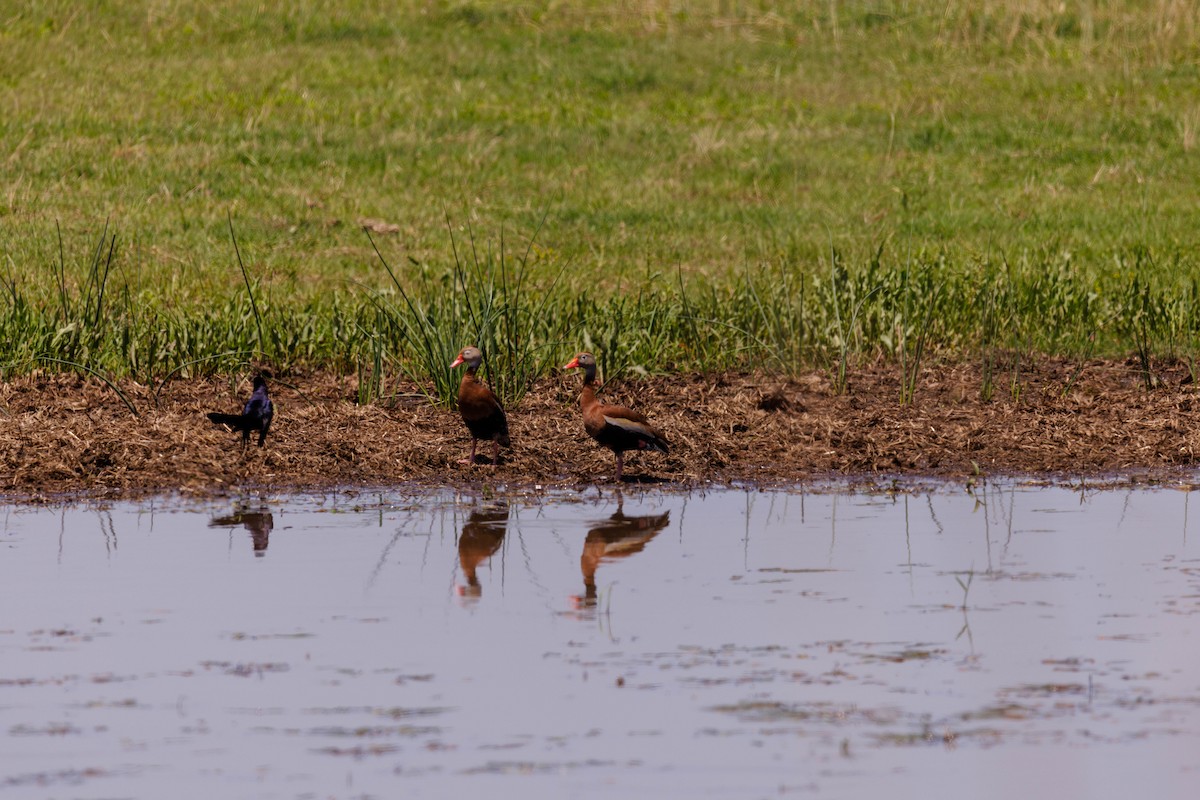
207,375,274,447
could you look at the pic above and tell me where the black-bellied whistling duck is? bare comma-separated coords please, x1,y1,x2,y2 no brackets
207,374,273,447
563,352,669,481
572,503,670,607
450,346,510,466
455,504,509,598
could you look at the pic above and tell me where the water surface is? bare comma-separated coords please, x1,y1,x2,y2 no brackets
2,482,1198,798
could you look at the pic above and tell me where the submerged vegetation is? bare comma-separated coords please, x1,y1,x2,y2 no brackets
3,1,1200,401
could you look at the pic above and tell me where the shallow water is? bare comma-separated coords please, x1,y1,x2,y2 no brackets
2,482,1199,799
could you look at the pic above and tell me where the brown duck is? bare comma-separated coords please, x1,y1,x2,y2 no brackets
576,504,671,605
450,346,510,466
456,505,509,598
563,352,669,481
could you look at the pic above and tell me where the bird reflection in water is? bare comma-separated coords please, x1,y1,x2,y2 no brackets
572,499,670,608
209,506,274,557
455,504,509,598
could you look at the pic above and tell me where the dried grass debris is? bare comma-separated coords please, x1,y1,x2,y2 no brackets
1,357,1198,501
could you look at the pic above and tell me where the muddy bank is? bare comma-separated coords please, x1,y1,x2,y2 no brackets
2,357,1199,501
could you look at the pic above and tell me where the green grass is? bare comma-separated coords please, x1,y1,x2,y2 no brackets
3,1,1200,396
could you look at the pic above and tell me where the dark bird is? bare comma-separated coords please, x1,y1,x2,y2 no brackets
208,508,274,556
207,375,273,447
563,352,669,481
450,346,510,466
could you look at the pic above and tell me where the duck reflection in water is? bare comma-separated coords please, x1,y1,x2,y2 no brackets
208,507,274,557
572,500,670,608
456,504,509,598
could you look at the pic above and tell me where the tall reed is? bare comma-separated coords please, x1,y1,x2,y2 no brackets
5,220,1200,410
365,217,564,408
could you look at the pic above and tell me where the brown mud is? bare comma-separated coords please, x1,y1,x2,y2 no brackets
3,357,1200,502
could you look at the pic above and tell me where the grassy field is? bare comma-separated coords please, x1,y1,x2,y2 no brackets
3,1,1200,401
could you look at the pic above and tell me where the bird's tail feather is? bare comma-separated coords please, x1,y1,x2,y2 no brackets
638,436,669,454
208,412,248,430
